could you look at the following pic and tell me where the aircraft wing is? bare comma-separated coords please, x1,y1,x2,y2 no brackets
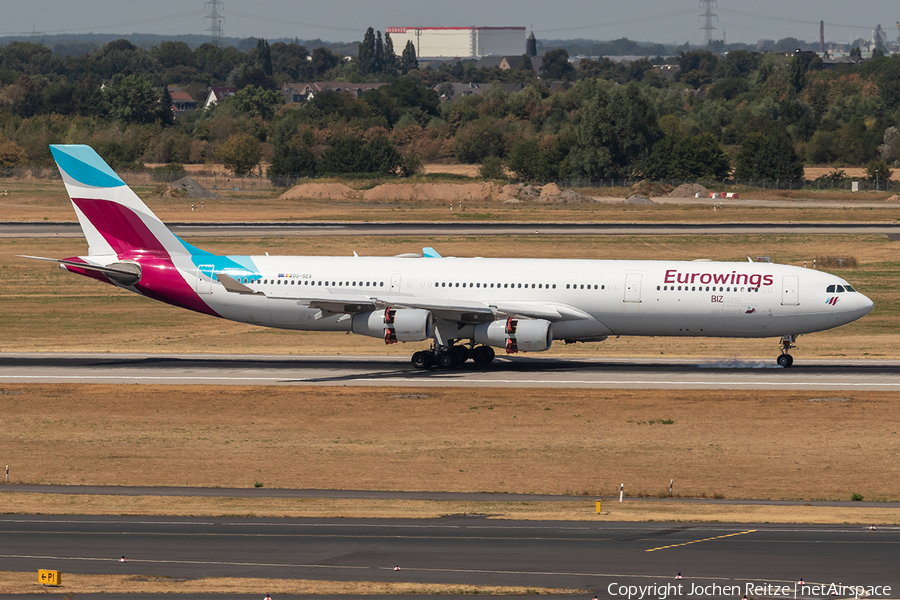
217,273,591,324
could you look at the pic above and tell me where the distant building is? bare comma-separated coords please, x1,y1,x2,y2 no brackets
385,26,526,59
756,39,775,51
202,86,236,110
170,91,196,113
282,82,387,103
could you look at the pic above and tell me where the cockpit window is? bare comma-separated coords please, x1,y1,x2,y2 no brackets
835,285,845,292
845,285,856,292
826,285,835,293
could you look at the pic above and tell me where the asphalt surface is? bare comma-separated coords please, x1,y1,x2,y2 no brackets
3,221,900,238
2,515,896,598
4,484,899,509
1,352,898,390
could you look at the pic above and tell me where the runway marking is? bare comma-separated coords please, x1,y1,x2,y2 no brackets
1,375,898,388
645,529,757,552
0,554,802,584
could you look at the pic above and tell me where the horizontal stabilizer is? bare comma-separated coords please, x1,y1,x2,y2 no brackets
19,255,141,285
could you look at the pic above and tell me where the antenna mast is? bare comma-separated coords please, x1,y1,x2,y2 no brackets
204,0,225,47
698,0,718,46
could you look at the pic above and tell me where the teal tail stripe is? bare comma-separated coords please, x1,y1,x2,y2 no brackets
50,145,125,188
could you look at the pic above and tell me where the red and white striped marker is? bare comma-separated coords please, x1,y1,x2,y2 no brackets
119,556,127,563
394,565,401,571
798,579,805,585
870,525,876,530
676,573,683,580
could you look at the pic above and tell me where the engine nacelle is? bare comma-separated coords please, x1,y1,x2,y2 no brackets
351,308,434,343
474,318,553,353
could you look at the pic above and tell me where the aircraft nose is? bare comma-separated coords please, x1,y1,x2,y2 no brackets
855,293,875,318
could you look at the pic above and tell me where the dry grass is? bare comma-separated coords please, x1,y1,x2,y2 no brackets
1,178,898,223
0,571,577,595
2,233,898,358
3,494,899,525
2,385,898,501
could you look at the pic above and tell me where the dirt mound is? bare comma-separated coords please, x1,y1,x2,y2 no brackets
280,183,358,201
631,180,673,197
888,195,900,202
540,183,561,198
626,194,656,205
557,189,596,204
668,183,710,198
170,177,219,198
363,183,500,203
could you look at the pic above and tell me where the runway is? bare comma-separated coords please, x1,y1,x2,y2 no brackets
3,221,900,238
1,515,895,597
1,353,898,390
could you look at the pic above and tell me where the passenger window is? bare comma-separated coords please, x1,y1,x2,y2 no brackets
380,282,384,287
553,284,556,289
455,283,459,287
566,284,570,289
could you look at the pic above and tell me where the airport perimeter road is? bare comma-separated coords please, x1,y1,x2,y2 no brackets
3,221,900,238
1,515,896,597
0,353,898,390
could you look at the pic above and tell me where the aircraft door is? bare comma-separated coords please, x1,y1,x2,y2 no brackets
782,275,799,305
195,264,214,294
390,272,402,293
624,273,642,302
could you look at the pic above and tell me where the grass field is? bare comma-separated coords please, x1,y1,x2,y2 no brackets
1,177,898,223
2,385,898,503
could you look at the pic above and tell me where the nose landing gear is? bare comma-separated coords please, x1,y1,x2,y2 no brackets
777,335,797,368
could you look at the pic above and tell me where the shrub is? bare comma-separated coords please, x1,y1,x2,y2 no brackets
480,155,505,180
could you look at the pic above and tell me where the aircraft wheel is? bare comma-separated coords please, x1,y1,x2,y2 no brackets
776,353,793,368
411,351,434,370
436,350,459,369
472,345,495,365
453,345,471,362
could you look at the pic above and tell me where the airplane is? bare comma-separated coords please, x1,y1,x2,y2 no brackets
24,144,874,369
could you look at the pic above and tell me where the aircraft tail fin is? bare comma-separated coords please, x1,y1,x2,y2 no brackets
50,145,195,258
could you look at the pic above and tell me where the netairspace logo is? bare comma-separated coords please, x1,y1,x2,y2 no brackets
605,582,892,599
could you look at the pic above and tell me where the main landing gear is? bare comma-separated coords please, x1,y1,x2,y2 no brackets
411,343,495,370
777,335,797,368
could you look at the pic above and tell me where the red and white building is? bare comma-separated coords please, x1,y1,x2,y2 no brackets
385,26,526,59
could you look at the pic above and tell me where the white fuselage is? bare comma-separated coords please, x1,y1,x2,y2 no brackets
181,255,873,343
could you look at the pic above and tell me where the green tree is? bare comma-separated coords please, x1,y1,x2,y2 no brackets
641,133,730,180
733,133,804,180
569,83,661,180
311,47,339,77
400,40,418,74
865,160,892,185
507,137,549,181
540,49,575,80
373,30,385,75
383,33,398,75
230,85,283,119
270,42,310,81
480,156,505,179
397,150,423,177
216,133,262,176
256,38,273,77
102,74,168,124
359,27,376,75
451,117,507,163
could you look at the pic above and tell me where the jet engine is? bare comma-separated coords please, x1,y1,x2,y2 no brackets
474,317,553,353
351,308,434,344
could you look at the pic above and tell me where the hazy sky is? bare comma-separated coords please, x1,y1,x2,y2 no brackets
1,0,897,46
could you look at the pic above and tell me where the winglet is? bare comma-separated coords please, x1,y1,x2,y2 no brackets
423,247,442,258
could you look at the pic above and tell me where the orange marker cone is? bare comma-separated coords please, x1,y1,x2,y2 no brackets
870,525,876,530
394,565,401,571
798,579,804,585
264,595,272,600
119,556,127,563
676,573,683,580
